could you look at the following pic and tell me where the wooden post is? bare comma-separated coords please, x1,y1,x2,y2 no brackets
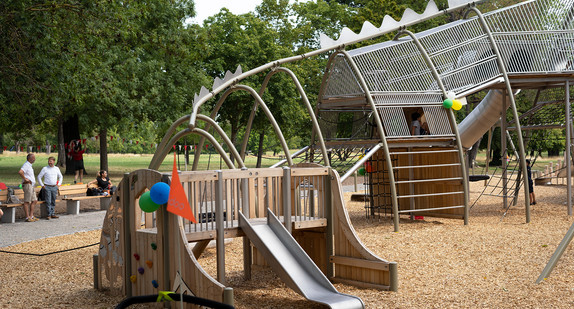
122,173,132,297
216,170,225,285
283,167,292,233
241,167,251,280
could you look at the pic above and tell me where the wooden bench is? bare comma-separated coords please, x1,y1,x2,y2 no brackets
57,184,112,215
0,187,45,223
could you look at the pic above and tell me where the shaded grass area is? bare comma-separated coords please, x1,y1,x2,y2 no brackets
0,151,282,186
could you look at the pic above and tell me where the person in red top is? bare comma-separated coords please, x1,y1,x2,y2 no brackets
70,140,86,184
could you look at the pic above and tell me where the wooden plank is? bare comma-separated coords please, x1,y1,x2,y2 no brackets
330,255,389,271
330,277,390,291
221,168,283,180
63,196,106,201
178,171,218,182
293,218,327,230
291,168,329,176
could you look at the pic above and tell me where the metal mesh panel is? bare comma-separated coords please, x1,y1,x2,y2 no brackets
484,0,574,32
317,110,339,140
378,107,410,137
322,55,365,98
495,32,574,73
322,0,574,106
423,106,453,136
318,110,372,140
353,40,436,93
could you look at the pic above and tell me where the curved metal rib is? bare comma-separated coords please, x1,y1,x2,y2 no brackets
466,5,530,222
395,28,469,226
240,67,330,166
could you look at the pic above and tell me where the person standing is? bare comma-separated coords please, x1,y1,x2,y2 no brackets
18,153,38,222
37,156,63,219
70,140,86,184
526,159,537,205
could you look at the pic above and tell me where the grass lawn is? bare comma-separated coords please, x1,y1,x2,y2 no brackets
0,151,283,187
0,150,566,187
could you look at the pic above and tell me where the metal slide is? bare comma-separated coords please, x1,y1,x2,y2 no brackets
458,89,510,148
238,211,365,309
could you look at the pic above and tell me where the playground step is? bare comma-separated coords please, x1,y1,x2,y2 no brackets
397,191,464,199
389,149,459,155
392,163,461,169
397,205,465,214
394,177,463,184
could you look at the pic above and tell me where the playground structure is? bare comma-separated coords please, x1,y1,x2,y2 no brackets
96,0,574,307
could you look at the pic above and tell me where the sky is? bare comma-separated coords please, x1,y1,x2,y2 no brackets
189,0,310,24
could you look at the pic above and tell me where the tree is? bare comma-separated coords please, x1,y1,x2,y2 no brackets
1,0,204,172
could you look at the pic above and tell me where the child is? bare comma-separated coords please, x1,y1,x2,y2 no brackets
411,112,429,135
526,159,537,205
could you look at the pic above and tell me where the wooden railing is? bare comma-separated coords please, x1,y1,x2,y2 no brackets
175,167,330,234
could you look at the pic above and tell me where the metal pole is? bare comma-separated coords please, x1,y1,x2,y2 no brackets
536,220,574,283
468,6,530,222
567,80,572,215
501,92,508,211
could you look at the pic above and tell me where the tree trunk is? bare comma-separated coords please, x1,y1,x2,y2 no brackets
0,134,3,154
99,128,108,172
63,114,81,175
256,131,265,168
57,118,66,167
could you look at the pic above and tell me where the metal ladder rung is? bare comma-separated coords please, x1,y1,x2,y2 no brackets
397,191,464,199
389,149,458,155
395,177,463,184
393,163,461,170
397,205,465,213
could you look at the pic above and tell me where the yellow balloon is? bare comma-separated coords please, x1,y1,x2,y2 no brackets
452,99,462,111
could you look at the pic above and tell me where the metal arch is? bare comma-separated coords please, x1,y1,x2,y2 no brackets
192,86,237,171
338,49,401,232
196,114,245,169
198,84,294,167
149,128,236,170
240,67,330,167
466,5,531,222
150,114,191,170
394,28,470,225
189,53,334,130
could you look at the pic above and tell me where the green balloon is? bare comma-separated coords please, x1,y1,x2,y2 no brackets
139,191,160,213
442,99,453,109
19,183,22,189
358,167,366,176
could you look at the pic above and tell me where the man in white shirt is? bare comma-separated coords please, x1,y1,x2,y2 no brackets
37,156,63,219
18,153,38,222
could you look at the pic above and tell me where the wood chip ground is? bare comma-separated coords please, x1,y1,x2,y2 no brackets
1,182,574,308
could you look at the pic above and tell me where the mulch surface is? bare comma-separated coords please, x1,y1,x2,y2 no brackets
2,182,574,308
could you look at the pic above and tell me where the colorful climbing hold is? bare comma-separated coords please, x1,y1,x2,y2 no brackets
152,280,159,288
146,260,153,268
138,267,145,275
130,275,137,283
151,242,157,250
134,253,140,261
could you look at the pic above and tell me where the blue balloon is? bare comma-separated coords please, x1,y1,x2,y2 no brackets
150,182,170,205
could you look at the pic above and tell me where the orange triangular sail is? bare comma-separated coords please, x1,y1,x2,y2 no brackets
167,152,197,223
